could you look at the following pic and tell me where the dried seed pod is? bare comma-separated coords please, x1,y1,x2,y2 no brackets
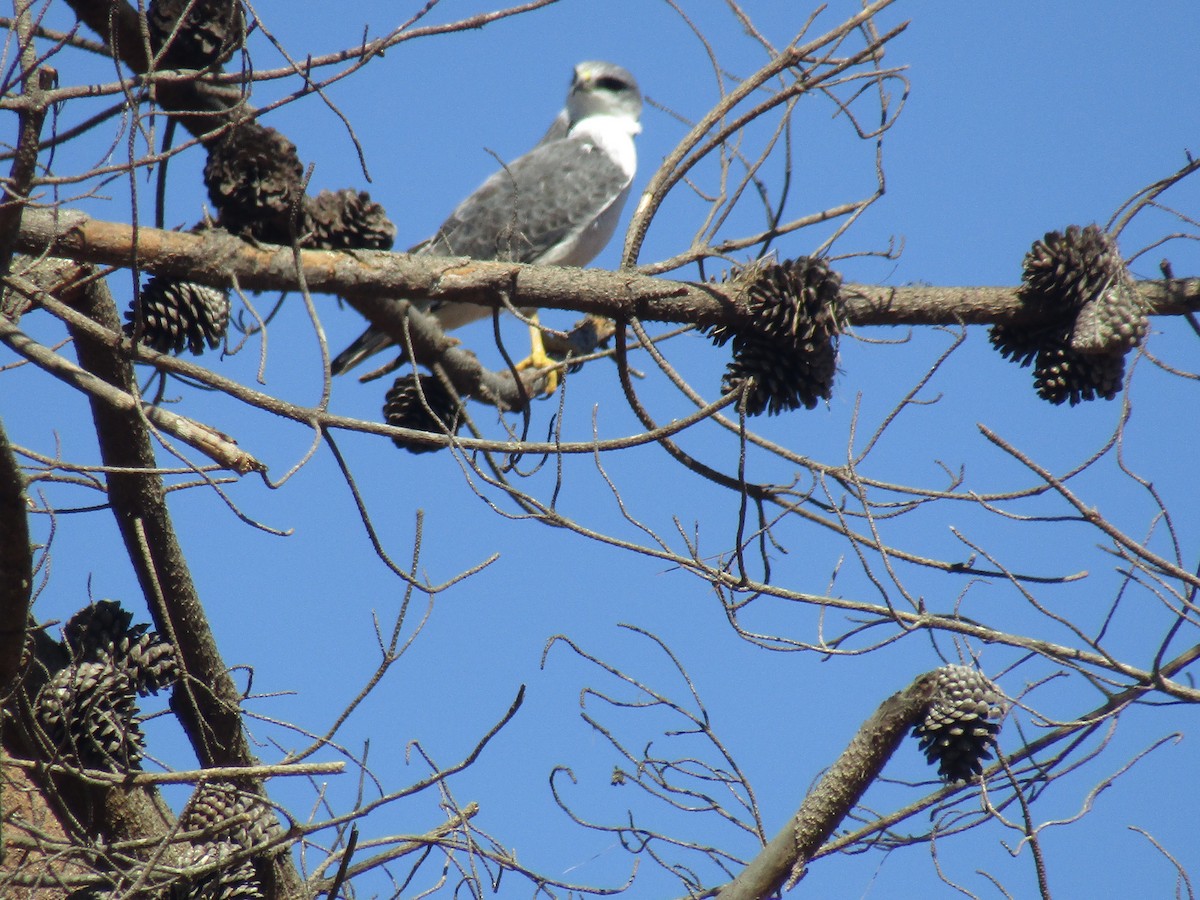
147,0,246,70
382,374,464,453
36,661,144,771
125,276,230,356
305,188,396,250
707,257,843,416
181,782,282,852
1033,343,1124,406
992,224,1143,404
204,122,306,244
914,665,1004,783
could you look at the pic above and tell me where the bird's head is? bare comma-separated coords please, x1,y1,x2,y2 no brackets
567,61,642,127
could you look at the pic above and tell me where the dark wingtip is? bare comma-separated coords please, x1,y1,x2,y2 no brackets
331,328,395,376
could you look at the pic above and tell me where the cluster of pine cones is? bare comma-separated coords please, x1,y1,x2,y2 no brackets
991,224,1147,405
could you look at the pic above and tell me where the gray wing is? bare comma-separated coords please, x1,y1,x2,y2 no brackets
534,108,571,147
331,131,629,376
421,131,631,265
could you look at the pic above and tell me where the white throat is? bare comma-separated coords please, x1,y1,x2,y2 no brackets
568,113,640,179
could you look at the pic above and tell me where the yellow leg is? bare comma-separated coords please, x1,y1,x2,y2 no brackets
515,311,560,393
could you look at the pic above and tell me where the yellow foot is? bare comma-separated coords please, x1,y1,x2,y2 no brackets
514,315,561,394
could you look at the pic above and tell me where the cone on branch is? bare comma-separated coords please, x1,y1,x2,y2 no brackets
305,188,396,250
147,0,246,70
383,373,465,453
125,275,230,356
1068,272,1147,356
181,782,282,853
991,224,1147,404
203,121,399,253
35,661,144,771
172,841,264,900
38,601,177,771
913,665,1004,783
63,599,134,658
1032,341,1125,406
706,256,843,416
204,122,306,244
62,600,179,696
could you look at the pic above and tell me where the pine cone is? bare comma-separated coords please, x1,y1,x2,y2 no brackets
1021,224,1121,309
991,224,1143,404
914,665,1004,783
125,276,230,356
172,842,264,900
181,782,281,852
720,336,837,415
1068,273,1148,355
204,122,306,244
382,374,464,453
305,189,396,250
63,600,135,660
707,257,843,416
62,600,179,696
988,320,1059,368
36,661,144,771
1033,343,1124,406
147,0,245,70
119,630,180,696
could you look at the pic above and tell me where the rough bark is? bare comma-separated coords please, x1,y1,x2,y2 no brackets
717,672,940,899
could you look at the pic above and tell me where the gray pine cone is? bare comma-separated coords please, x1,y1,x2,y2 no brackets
36,661,144,771
181,782,281,852
383,374,464,453
914,665,1004,783
125,276,230,356
1068,273,1148,356
170,842,264,900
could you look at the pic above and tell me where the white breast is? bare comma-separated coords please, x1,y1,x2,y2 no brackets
537,113,639,267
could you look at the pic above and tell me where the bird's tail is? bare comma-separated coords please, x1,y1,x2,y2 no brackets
330,327,396,376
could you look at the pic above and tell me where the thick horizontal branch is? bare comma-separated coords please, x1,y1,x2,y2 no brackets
16,208,1199,332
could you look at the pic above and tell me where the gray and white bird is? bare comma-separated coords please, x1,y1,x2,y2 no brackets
330,60,643,379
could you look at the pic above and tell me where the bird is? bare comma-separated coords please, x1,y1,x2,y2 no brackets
330,60,643,386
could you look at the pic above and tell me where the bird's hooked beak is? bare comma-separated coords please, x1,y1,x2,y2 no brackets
571,63,594,92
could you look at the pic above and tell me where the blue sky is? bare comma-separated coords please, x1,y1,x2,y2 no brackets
9,1,1200,896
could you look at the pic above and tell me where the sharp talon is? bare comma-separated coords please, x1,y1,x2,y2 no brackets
514,314,561,395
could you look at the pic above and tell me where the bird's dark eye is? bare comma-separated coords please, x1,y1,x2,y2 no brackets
594,76,627,92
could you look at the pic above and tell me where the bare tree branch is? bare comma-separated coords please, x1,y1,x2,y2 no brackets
62,276,305,897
